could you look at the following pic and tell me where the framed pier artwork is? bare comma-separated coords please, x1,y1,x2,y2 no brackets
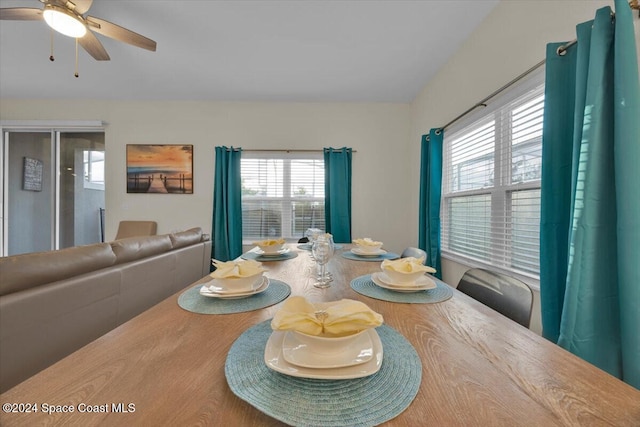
126,144,193,194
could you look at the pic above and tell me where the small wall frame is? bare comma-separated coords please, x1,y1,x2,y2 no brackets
23,157,43,192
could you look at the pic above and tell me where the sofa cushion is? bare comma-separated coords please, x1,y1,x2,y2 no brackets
170,227,204,249
0,243,116,296
0,269,120,392
110,234,173,264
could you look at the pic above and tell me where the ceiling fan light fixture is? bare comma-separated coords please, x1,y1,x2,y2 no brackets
43,6,87,38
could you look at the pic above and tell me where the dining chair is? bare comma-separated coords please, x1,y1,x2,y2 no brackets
115,220,158,240
400,247,428,264
456,268,533,328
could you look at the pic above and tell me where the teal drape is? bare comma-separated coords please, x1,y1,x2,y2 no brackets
324,147,352,243
540,0,639,388
418,129,443,279
211,146,243,264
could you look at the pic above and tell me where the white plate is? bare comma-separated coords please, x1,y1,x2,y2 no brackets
282,330,374,369
200,277,270,299
201,275,265,294
265,329,383,379
371,272,436,292
350,247,387,257
256,247,290,257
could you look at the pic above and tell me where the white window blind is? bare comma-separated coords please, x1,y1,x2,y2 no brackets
442,70,544,277
241,151,325,241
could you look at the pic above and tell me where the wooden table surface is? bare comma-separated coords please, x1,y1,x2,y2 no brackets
1,245,639,426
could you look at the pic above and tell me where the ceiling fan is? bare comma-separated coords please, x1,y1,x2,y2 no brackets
0,0,156,63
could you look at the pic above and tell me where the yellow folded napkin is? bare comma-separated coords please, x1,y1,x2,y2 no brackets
210,259,265,278
271,296,383,336
381,257,436,273
252,238,285,247
353,237,382,247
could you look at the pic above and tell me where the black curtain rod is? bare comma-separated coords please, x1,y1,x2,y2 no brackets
437,58,546,134
435,1,638,136
243,149,357,153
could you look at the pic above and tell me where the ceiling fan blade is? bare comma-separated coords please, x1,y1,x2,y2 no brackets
70,0,93,15
78,30,110,60
0,7,43,20
86,16,156,52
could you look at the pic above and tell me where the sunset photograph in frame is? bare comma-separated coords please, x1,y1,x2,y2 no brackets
126,144,193,194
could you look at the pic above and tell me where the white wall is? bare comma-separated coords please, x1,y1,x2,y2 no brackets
0,100,413,253
410,0,620,334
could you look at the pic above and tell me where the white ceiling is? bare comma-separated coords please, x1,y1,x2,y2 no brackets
0,0,499,103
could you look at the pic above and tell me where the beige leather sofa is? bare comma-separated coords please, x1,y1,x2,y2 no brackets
0,227,211,393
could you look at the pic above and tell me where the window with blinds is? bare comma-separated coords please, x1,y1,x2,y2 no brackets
241,151,325,242
442,70,544,277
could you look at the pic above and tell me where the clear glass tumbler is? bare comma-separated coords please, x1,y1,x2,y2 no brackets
311,235,334,288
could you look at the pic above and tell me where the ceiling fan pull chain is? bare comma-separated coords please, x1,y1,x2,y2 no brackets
49,28,55,62
74,38,79,78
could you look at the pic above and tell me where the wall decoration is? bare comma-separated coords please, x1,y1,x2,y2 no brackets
126,144,193,194
23,157,43,191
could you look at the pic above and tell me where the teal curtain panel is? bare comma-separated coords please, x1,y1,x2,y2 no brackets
323,147,352,243
540,0,640,388
418,129,443,279
211,146,243,263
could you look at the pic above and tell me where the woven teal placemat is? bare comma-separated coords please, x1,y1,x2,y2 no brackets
351,274,453,304
225,320,421,427
241,251,299,262
177,280,291,314
340,251,400,262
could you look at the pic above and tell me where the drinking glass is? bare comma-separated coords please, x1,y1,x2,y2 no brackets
305,228,323,260
316,234,334,283
311,235,334,288
304,228,314,243
305,228,322,244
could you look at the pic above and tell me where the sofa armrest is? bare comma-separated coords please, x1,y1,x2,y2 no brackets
170,227,204,249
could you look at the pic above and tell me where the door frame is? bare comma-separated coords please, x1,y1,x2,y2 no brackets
0,120,104,256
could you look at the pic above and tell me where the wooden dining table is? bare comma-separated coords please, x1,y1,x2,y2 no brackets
1,244,638,426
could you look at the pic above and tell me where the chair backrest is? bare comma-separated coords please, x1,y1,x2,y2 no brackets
401,247,428,264
115,221,158,240
456,268,533,328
